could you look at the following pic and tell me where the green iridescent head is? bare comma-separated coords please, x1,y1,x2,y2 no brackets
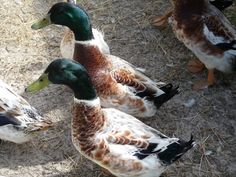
26,59,97,100
31,2,93,41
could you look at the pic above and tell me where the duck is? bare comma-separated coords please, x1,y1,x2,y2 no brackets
0,80,51,143
168,0,236,89
30,2,179,118
26,58,195,177
153,0,233,27
59,0,110,58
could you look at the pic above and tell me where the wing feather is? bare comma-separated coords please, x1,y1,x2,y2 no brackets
107,55,163,97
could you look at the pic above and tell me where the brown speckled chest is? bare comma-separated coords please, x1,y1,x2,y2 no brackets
73,43,120,96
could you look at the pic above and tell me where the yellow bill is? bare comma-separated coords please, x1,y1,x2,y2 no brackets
26,74,51,93
31,14,51,30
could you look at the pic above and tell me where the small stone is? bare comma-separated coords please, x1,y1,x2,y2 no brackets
205,150,213,156
15,0,22,5
111,18,116,23
183,98,196,108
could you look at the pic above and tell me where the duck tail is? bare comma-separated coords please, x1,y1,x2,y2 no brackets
154,84,179,109
210,0,233,11
158,135,195,165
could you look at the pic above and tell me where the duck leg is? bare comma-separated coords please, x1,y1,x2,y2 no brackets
187,58,205,73
207,69,216,86
152,9,173,27
193,69,216,90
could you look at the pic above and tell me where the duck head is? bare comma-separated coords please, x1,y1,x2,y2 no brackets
26,59,97,100
31,2,94,41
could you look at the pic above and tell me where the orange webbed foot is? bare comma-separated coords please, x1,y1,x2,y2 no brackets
193,80,210,90
193,69,216,90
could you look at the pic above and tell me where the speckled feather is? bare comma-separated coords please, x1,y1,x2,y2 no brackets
170,0,236,72
71,98,195,177
32,2,179,117
73,41,179,117
0,80,51,143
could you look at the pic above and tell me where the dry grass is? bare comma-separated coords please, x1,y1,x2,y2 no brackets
0,0,235,177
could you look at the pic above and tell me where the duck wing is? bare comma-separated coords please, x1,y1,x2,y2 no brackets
0,80,49,129
103,109,195,166
107,55,179,108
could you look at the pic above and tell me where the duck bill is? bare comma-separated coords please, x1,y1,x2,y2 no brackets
31,14,51,30
26,74,51,93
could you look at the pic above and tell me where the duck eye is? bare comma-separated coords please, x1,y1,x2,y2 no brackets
39,78,43,82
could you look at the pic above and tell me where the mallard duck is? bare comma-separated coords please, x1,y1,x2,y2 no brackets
168,0,236,89
30,2,179,118
153,0,233,27
26,59,195,177
0,80,51,143
58,0,110,58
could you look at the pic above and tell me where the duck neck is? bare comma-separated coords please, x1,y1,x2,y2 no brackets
70,22,94,41
68,77,97,100
73,41,109,68
65,7,94,41
71,97,105,156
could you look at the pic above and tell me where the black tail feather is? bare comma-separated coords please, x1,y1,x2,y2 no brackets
0,113,21,126
232,57,236,71
210,0,233,11
154,84,179,109
215,40,236,50
158,135,195,165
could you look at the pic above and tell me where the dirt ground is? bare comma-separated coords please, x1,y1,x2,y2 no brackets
0,0,235,177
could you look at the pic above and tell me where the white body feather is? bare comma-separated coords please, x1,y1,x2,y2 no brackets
72,98,192,177
0,124,30,143
169,3,236,73
60,28,110,58
0,80,47,143
197,24,236,72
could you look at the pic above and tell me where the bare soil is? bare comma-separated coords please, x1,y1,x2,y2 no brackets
0,0,235,177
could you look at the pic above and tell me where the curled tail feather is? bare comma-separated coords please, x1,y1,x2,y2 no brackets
154,84,179,109
134,135,195,166
158,135,195,165
210,0,233,11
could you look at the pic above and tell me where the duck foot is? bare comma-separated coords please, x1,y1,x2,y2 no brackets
152,10,173,28
187,59,205,73
193,80,211,90
193,69,216,90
